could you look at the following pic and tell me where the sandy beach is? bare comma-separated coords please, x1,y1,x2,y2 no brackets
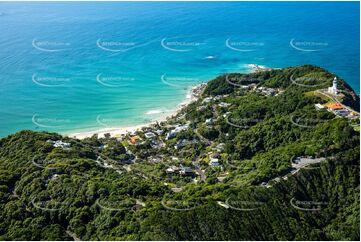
68,123,153,139
67,84,205,139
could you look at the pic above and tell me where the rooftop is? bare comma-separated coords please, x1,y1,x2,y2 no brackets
325,103,343,109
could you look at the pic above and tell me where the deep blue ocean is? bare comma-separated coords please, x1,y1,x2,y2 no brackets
0,1,359,137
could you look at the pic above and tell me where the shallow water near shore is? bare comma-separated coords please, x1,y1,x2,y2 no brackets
0,1,359,137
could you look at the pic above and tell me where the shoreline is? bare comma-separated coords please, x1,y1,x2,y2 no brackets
66,65,265,140
67,84,206,139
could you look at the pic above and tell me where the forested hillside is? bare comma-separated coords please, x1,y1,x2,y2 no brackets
0,65,359,240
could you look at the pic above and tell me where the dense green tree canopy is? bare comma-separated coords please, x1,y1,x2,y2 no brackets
0,65,359,240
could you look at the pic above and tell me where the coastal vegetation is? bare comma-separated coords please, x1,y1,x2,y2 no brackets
0,65,359,240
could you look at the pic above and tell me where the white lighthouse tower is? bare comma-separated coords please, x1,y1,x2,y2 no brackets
328,77,338,95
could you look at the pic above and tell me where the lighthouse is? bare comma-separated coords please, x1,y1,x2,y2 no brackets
328,77,338,95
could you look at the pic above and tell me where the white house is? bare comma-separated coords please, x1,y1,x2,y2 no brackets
144,132,156,139
210,158,220,167
51,140,71,149
205,118,213,125
314,103,325,110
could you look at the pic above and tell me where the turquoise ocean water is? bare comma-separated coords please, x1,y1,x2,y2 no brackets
0,1,359,137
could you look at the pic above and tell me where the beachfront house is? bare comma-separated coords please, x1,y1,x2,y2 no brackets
128,136,142,145
197,105,207,111
166,124,189,140
155,129,164,135
144,132,156,139
166,130,177,140
202,97,212,104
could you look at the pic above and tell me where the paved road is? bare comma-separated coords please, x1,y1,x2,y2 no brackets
291,157,326,169
66,231,81,241
260,156,327,188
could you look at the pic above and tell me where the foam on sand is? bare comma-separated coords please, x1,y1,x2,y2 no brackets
68,83,206,139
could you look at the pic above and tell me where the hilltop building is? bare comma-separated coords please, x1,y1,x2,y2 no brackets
314,103,325,110
328,77,338,95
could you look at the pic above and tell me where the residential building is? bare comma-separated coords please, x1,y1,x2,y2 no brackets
179,166,194,176
210,158,220,167
144,132,156,139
